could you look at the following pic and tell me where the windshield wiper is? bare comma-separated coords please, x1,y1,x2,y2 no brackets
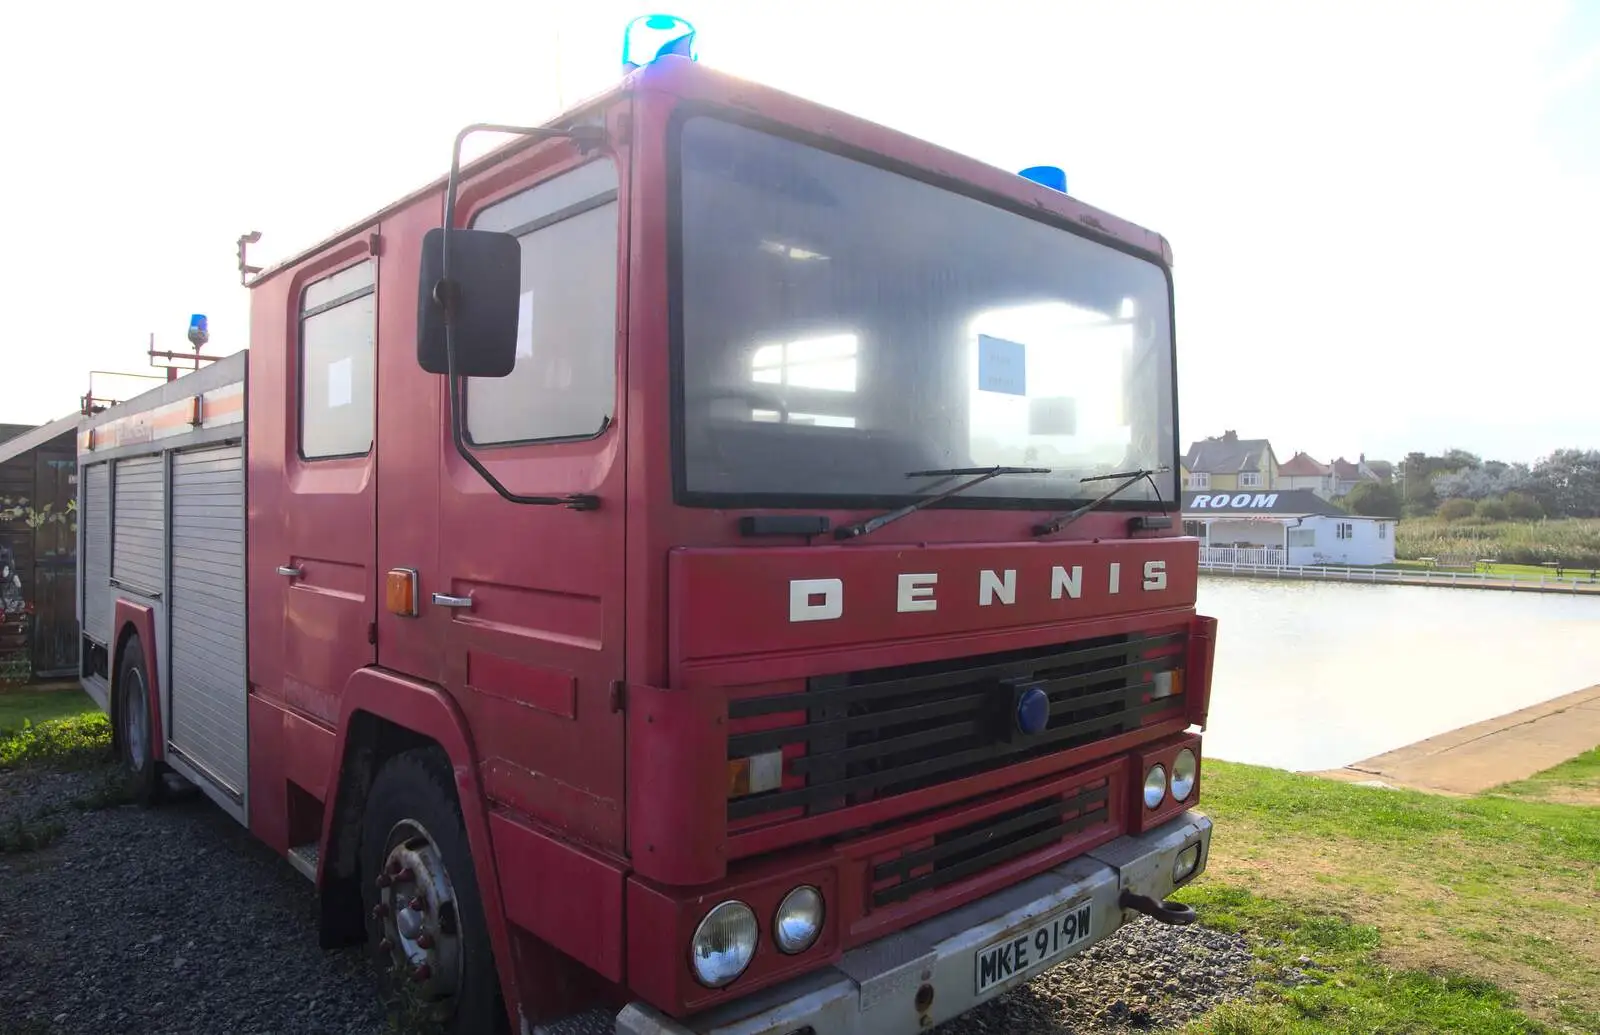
1033,466,1170,538
834,466,1052,541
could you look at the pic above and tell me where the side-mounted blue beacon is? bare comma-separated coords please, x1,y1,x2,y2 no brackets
622,14,698,73
1018,165,1068,194
188,313,209,349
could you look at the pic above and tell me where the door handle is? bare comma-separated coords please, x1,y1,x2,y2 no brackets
276,565,304,578
432,593,473,609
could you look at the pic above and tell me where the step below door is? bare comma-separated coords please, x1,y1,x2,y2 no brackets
168,444,248,801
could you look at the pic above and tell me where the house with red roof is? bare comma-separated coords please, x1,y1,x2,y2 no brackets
1277,452,1335,498
1330,455,1383,498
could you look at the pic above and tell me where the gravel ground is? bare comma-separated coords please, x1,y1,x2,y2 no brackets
944,917,1258,1034
2,763,1256,1035
1,766,389,1035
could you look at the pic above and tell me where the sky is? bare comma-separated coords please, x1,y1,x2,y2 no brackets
3,0,1597,464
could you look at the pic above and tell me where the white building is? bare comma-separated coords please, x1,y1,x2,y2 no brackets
1181,489,1396,567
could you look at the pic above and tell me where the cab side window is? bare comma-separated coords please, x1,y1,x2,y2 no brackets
466,159,619,445
300,260,376,459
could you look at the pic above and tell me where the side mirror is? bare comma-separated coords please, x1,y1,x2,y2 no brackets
416,227,522,378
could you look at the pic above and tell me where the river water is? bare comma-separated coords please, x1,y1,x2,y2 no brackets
1194,577,1600,772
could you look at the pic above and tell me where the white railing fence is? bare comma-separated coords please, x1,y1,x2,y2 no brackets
1198,560,1600,594
1199,547,1285,567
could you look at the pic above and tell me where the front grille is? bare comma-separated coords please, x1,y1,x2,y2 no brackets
727,631,1183,820
869,779,1111,907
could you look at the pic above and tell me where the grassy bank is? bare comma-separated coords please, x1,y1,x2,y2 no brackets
1491,747,1600,807
1,687,119,853
1175,760,1600,1033
1397,517,1600,569
0,686,104,770
0,686,97,735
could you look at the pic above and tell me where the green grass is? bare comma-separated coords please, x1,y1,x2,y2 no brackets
0,686,98,734
1490,748,1600,806
1396,517,1600,569
1175,760,1600,1033
1174,886,1548,1034
1382,559,1598,581
0,686,106,770
0,688,127,856
0,711,111,770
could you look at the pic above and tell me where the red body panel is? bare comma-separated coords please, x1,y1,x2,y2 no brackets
246,694,290,852
1187,614,1219,726
372,194,446,685
490,811,628,982
669,539,1198,678
114,600,163,761
626,681,730,886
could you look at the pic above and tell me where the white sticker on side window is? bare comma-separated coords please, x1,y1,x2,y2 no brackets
327,357,353,408
515,290,534,358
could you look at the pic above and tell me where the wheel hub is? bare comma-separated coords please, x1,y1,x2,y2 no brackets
123,670,148,770
375,820,463,1000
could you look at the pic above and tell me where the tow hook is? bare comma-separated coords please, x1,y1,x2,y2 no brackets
1120,890,1197,925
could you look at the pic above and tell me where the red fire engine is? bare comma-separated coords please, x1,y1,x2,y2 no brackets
76,17,1216,1035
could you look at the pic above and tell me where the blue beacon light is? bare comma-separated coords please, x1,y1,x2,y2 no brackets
1015,686,1051,736
622,14,698,72
1018,165,1068,194
187,313,209,348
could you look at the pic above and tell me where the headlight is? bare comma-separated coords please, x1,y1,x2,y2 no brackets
690,901,759,988
1143,764,1168,809
773,885,824,954
1170,748,1198,801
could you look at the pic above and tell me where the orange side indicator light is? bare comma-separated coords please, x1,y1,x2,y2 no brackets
727,751,784,798
386,568,420,618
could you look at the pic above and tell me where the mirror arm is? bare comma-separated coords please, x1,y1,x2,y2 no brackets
439,122,609,511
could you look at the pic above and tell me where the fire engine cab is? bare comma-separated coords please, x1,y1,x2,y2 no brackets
77,16,1216,1035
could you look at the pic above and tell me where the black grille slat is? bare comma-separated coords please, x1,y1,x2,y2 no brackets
1046,682,1139,716
872,784,1109,883
731,693,989,756
787,721,986,775
871,787,1111,907
729,633,1183,721
727,695,1172,820
727,632,1185,821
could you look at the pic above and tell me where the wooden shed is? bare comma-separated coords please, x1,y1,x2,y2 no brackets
0,416,80,683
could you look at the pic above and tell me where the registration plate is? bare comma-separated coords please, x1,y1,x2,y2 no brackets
974,899,1094,995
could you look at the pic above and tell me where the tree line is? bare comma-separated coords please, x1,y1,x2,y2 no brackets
1336,448,1600,521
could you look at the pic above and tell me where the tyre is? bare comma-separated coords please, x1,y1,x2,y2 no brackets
116,632,164,806
359,748,504,1034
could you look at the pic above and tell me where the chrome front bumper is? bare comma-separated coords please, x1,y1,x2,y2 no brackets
616,810,1212,1035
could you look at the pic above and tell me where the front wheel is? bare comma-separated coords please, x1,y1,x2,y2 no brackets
359,748,503,1034
115,633,163,806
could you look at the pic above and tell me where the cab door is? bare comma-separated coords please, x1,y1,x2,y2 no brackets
270,242,380,725
433,154,629,851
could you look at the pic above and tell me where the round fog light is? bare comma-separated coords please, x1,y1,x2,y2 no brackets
1143,764,1168,809
774,885,824,954
690,901,759,988
1171,748,1197,801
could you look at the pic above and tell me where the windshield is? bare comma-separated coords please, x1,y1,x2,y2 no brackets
674,116,1177,506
